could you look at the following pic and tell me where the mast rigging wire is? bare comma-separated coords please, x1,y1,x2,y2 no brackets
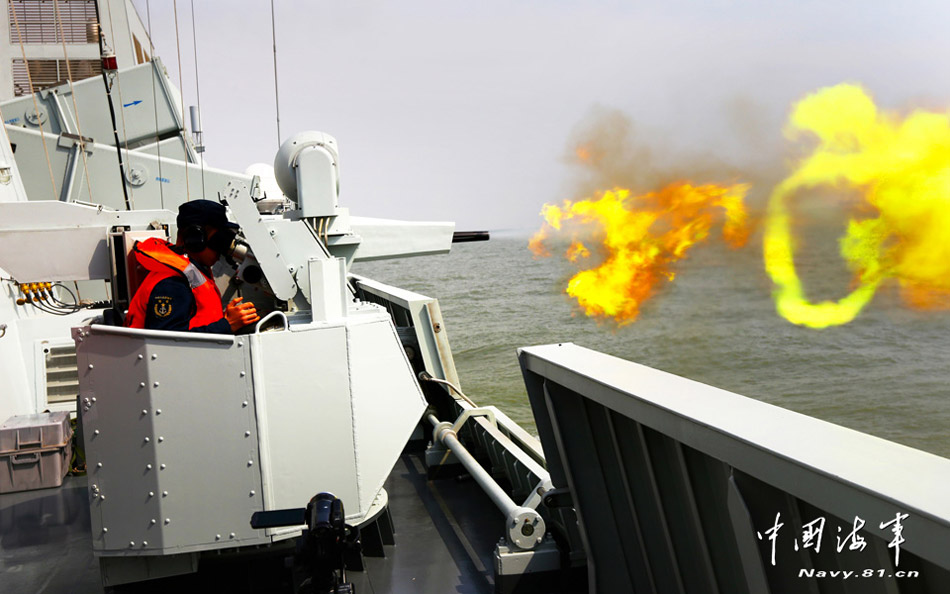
145,0,165,209
98,0,136,208
8,1,59,201
173,0,191,201
190,0,206,197
52,0,96,204
91,0,132,210
270,0,281,149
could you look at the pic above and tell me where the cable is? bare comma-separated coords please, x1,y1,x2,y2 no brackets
98,0,135,208
9,1,59,201
50,283,79,308
190,0,206,196
173,0,191,201
145,0,165,209
52,0,96,203
270,0,281,149
91,0,133,210
418,371,477,408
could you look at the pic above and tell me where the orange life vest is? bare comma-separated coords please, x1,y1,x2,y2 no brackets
125,237,225,330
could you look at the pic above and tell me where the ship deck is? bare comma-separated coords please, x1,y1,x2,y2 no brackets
0,449,508,594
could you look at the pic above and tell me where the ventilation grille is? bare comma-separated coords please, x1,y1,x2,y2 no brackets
44,343,79,405
9,0,98,44
11,57,101,96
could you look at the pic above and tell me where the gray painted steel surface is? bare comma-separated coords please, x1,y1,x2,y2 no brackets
75,325,268,559
520,343,950,593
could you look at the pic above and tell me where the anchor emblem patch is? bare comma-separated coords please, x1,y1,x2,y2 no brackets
154,297,173,318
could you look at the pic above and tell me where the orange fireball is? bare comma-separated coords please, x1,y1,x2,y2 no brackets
531,183,750,325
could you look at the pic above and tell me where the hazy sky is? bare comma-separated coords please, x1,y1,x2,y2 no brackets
131,0,950,231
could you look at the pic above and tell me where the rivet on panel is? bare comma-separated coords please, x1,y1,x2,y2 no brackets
94,430,100,435
142,541,148,546
156,409,162,415
242,401,248,407
215,534,221,540
146,464,152,470
230,533,235,538
162,491,168,497
100,495,106,500
150,519,156,524
91,397,96,402
97,462,103,468
247,460,253,466
141,409,148,415
158,436,164,442
249,490,255,497
102,527,108,533
164,518,171,525
144,437,149,443
140,382,146,388
138,354,144,360
151,354,158,360
240,371,246,377
153,381,160,388
160,464,166,470
148,492,154,497
245,431,250,437
129,541,135,547
88,364,94,369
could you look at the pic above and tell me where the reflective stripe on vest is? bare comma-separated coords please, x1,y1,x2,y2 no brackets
125,238,225,330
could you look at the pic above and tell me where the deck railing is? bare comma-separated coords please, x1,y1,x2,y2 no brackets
520,343,950,594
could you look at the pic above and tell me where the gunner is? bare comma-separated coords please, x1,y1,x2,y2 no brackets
125,200,260,333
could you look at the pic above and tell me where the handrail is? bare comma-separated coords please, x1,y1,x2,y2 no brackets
254,310,289,334
85,324,234,344
520,342,950,593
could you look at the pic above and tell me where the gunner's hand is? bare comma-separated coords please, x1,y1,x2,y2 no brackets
225,297,261,332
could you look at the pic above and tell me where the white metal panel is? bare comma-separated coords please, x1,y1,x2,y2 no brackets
347,316,427,514
254,324,360,517
76,326,268,555
309,258,346,322
349,216,454,262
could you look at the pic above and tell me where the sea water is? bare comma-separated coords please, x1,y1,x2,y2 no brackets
353,228,950,459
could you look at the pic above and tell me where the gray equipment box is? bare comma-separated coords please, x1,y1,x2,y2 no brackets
0,412,73,493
